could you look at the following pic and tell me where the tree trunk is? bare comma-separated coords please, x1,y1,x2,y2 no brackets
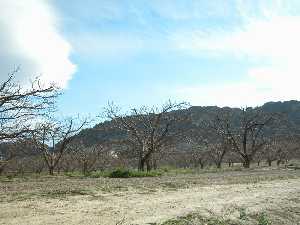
243,158,251,168
138,158,145,171
0,165,5,175
146,158,152,172
267,160,272,167
199,161,204,169
152,155,158,170
216,161,222,169
48,166,54,175
277,160,281,166
83,161,88,175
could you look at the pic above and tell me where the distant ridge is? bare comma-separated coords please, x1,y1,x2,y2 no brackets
76,100,300,146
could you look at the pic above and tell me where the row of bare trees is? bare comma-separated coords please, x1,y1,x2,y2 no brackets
104,104,299,170
182,107,298,169
0,68,58,175
0,70,299,175
0,70,89,175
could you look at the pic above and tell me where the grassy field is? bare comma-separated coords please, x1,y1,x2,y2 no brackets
0,167,299,225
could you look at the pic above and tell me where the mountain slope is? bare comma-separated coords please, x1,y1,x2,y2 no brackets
76,100,300,146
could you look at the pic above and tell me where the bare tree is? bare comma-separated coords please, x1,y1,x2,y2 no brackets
184,128,209,169
203,113,233,169
0,69,58,142
206,142,230,169
214,107,275,168
68,141,104,175
0,138,39,175
32,118,88,175
273,136,299,166
225,151,239,167
187,111,230,169
190,145,209,169
0,143,17,175
104,101,189,171
0,69,58,174
262,137,281,166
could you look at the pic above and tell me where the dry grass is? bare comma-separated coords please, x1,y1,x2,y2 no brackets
0,168,299,225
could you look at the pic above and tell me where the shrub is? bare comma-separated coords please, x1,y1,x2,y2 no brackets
63,169,163,178
107,169,162,178
258,212,271,225
108,169,131,178
239,207,247,220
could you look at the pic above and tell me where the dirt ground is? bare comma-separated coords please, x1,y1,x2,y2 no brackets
0,169,299,225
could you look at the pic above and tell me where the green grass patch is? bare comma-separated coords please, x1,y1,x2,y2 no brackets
89,170,110,178
160,213,235,225
64,171,85,177
238,207,248,220
257,212,271,225
160,211,273,225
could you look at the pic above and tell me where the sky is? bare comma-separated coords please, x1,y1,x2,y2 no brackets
1,0,300,117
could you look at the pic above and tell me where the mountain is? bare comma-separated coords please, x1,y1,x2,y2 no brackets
75,100,300,147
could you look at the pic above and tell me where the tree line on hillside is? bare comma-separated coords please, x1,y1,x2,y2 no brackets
0,70,299,176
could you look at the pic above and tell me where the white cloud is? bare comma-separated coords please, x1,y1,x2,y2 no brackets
175,77,300,108
171,15,300,61
0,0,76,88
176,83,265,107
171,8,300,106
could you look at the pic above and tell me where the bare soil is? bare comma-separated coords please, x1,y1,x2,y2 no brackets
0,169,299,225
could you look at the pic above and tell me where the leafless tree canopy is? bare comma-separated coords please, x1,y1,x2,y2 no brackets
67,140,104,175
104,101,189,171
0,69,60,174
31,118,88,175
0,69,59,141
213,107,276,168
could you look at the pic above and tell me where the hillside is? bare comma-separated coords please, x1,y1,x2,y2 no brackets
76,100,300,147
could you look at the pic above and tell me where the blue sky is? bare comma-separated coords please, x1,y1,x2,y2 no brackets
2,0,300,117
54,0,246,115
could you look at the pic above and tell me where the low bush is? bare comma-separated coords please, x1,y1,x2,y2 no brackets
64,169,163,178
107,169,162,178
239,207,247,220
258,212,271,225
